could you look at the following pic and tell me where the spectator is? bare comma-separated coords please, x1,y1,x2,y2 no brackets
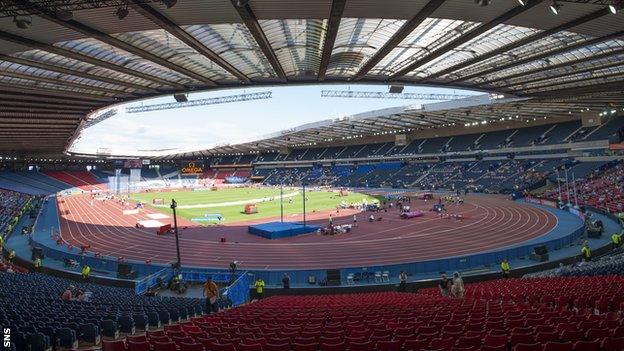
61,286,73,301
581,242,592,262
398,271,407,292
33,257,42,271
202,276,219,314
451,272,465,298
438,273,449,297
612,232,622,249
500,259,511,278
81,264,91,281
254,278,265,299
7,249,15,264
282,273,290,289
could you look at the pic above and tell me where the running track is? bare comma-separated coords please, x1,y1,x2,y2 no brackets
57,194,557,270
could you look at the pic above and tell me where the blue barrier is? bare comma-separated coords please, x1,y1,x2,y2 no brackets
222,271,250,307
135,267,174,295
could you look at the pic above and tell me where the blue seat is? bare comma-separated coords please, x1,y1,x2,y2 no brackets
78,323,100,345
118,315,136,334
168,309,180,323
26,332,50,351
56,328,78,349
132,313,147,331
157,310,171,326
100,319,119,339
147,312,161,329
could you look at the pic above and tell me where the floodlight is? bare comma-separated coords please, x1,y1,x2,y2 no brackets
549,1,561,15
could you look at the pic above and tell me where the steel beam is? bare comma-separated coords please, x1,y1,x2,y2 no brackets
486,48,624,86
28,3,216,86
230,0,287,81
353,0,446,80
0,69,131,96
318,0,347,80
0,29,184,89
424,7,609,81
389,0,543,80
0,54,156,92
452,30,624,84
130,1,250,84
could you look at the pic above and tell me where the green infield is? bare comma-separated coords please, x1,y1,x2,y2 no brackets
130,187,379,224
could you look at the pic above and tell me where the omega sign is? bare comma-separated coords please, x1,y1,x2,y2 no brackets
181,161,203,175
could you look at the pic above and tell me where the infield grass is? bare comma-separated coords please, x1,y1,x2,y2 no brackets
130,187,378,224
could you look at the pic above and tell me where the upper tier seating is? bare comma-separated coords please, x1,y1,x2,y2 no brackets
0,171,72,195
44,171,103,191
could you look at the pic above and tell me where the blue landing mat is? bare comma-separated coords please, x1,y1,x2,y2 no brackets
248,221,320,239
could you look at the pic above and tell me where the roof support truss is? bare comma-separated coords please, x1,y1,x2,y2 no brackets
389,0,543,80
230,0,287,81
353,0,446,80
130,1,251,84
318,0,347,80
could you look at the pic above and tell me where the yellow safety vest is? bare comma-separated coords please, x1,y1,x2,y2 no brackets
34,258,42,268
581,246,591,258
82,266,91,276
612,234,621,244
501,261,510,271
255,280,265,294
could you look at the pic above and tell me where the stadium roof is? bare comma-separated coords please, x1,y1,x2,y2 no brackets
0,0,623,154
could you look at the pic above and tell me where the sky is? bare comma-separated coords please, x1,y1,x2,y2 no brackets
70,84,481,155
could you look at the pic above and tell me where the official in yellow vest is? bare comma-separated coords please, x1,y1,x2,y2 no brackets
8,249,16,263
581,244,592,262
34,257,42,271
612,233,622,249
254,278,265,300
500,259,511,278
82,265,91,280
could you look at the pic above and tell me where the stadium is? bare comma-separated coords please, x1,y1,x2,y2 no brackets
1,0,624,350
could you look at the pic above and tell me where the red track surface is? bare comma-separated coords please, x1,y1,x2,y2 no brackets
57,194,557,270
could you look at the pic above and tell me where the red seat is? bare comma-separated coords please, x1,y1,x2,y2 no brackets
127,341,150,351
238,343,263,351
263,342,290,351
484,334,507,347
430,338,455,350
480,345,506,351
560,330,582,342
172,336,194,345
536,332,560,344
153,341,177,351
102,340,126,351
127,335,147,343
179,342,204,351
164,325,181,332
573,340,600,351
602,337,624,351
457,336,482,348
319,341,346,351
349,341,375,351
147,330,166,338
292,343,318,351
403,339,429,351
513,343,541,351
543,342,573,351
585,328,610,340
209,343,236,351
376,340,402,351
510,333,535,346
